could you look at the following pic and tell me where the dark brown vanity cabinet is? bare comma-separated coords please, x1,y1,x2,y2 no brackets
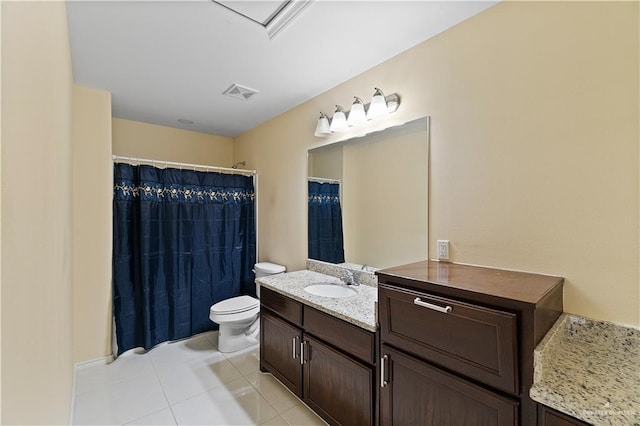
377,261,564,426
260,287,376,426
380,345,518,425
537,405,591,426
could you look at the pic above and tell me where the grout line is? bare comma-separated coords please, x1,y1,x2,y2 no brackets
120,406,173,426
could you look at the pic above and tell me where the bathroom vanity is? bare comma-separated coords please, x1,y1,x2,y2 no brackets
257,270,378,426
376,260,564,426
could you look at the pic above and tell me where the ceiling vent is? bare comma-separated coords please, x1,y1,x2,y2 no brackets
223,84,259,101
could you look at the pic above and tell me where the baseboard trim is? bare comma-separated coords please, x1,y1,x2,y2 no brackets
74,354,115,371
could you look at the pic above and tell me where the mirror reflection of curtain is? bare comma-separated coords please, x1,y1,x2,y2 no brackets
112,163,256,355
308,180,345,264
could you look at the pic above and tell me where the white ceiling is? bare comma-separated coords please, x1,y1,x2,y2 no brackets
67,1,497,137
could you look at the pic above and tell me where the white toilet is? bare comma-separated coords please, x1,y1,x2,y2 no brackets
209,262,286,353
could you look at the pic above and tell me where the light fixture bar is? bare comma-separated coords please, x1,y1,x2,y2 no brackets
313,90,400,137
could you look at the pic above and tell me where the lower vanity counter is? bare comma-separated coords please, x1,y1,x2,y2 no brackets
531,313,640,426
256,269,379,426
256,269,377,332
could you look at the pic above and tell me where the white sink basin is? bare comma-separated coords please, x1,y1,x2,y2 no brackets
304,284,357,299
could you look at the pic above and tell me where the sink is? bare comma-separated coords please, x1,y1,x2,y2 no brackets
304,284,357,299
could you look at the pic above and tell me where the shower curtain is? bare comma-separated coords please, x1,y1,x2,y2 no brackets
308,180,345,264
112,163,256,355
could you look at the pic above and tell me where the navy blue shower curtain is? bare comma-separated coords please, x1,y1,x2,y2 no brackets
112,163,256,355
308,181,345,264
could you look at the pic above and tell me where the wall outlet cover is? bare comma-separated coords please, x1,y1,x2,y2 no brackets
437,240,450,261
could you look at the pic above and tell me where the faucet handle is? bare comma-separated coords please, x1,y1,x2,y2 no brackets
340,269,357,285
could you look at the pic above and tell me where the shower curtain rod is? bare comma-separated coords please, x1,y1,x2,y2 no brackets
112,155,256,176
308,176,341,184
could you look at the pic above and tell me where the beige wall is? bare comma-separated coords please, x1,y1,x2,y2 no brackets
235,2,639,326
0,1,3,419
112,118,234,167
73,86,113,363
1,1,74,423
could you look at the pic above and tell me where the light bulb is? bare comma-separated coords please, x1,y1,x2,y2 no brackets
329,106,349,132
314,113,331,137
367,88,389,119
347,97,367,126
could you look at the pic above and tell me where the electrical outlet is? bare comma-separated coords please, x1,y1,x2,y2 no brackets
437,240,450,261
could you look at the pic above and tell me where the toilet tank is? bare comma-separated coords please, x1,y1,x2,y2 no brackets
253,262,286,298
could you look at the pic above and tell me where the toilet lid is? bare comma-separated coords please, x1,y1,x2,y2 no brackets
211,295,259,315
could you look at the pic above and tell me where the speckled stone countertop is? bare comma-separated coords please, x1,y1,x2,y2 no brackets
257,270,378,332
530,313,640,425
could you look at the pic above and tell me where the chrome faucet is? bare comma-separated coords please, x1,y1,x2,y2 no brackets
340,269,359,286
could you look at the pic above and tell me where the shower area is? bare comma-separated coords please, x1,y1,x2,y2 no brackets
111,155,257,355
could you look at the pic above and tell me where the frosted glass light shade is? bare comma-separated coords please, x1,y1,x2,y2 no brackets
347,97,367,126
367,88,389,119
329,106,349,132
314,113,331,137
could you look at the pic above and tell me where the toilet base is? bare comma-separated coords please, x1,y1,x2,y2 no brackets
217,323,259,353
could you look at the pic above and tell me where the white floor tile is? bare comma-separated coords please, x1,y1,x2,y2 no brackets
224,345,260,375
244,371,300,414
155,353,244,404
148,332,218,370
73,374,169,425
280,404,328,426
125,408,176,425
170,377,279,425
73,332,318,426
75,352,155,395
260,415,288,425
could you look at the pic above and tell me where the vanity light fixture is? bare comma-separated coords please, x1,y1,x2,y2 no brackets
314,112,331,137
329,105,349,133
313,88,400,137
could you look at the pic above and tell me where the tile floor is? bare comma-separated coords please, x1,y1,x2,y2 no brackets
72,332,328,425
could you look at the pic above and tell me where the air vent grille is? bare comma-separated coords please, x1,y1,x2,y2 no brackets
223,84,259,101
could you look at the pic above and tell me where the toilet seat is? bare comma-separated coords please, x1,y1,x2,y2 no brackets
210,295,259,316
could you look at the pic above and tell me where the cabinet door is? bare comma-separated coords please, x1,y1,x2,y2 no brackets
304,335,373,426
260,309,303,397
538,405,591,426
380,345,518,426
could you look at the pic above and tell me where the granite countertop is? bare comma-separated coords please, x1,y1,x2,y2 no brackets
530,313,640,425
256,270,378,332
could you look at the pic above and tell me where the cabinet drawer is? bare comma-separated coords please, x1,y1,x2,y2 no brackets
261,287,303,326
303,306,375,364
379,285,518,394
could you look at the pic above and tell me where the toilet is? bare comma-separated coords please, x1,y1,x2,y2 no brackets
209,262,286,353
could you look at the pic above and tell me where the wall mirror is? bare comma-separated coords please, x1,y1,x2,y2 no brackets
307,117,429,271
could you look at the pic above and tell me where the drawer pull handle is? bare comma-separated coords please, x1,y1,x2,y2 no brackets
300,340,307,365
380,355,388,388
414,297,452,314
292,336,298,359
